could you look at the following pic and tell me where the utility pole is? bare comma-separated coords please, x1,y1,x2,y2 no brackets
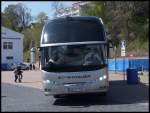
114,46,117,73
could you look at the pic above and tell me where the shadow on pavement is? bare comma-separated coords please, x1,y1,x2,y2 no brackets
1,83,51,112
2,80,149,108
2,80,149,111
1,83,45,99
53,80,149,107
21,81,42,83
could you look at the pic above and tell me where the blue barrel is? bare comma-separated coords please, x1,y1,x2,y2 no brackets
127,68,138,84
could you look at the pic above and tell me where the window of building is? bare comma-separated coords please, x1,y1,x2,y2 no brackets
3,42,7,49
3,42,13,49
6,56,13,60
8,42,13,49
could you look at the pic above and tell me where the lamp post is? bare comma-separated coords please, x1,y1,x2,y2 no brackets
121,40,126,81
30,47,36,65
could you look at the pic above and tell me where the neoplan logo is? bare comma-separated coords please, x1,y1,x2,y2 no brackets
58,75,91,79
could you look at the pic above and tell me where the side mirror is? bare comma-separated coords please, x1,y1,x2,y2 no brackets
37,47,42,51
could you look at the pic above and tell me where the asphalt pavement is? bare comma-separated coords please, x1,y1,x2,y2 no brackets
1,70,149,112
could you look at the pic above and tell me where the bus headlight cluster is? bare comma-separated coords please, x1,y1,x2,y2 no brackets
43,80,57,84
99,75,107,81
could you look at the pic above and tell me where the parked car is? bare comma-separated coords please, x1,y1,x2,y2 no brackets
10,63,17,70
11,63,30,70
19,63,30,70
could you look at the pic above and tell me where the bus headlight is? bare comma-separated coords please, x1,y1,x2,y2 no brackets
99,75,107,81
103,75,107,79
43,80,50,84
43,80,56,84
99,77,103,81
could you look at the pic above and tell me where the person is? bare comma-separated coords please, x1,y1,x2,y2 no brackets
83,48,101,65
33,64,35,70
14,67,18,82
29,63,32,70
14,66,23,83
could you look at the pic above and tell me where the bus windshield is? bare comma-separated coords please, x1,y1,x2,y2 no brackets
41,20,105,44
41,44,107,72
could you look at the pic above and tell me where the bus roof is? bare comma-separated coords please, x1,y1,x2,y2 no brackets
41,16,106,46
48,16,102,24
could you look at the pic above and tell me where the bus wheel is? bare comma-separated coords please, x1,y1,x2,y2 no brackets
53,95,61,98
95,92,107,96
100,92,107,96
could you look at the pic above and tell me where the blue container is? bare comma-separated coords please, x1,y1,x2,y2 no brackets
1,63,8,70
127,68,138,84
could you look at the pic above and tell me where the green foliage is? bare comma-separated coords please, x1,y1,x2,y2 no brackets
22,28,32,52
22,22,44,60
2,3,45,61
2,3,31,32
2,2,149,58
3,4,18,30
51,2,64,17
82,1,149,55
134,18,149,42
23,50,30,62
22,22,45,61
31,23,43,47
127,38,148,56
36,12,48,24
82,1,106,20
1,13,12,28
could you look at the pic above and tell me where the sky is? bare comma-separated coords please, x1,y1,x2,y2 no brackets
1,1,74,20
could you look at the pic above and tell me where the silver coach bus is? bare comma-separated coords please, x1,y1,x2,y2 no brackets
40,16,109,98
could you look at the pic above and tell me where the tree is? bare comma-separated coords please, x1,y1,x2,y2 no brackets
3,3,32,32
15,3,32,30
131,2,149,42
105,2,134,45
51,2,64,17
81,1,149,56
36,12,48,25
1,12,12,28
22,22,44,61
3,4,18,30
82,1,106,21
22,11,47,61
104,1,148,45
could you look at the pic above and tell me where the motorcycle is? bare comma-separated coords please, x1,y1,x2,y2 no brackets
14,66,23,83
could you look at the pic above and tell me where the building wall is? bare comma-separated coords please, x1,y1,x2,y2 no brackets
56,6,80,17
1,27,23,66
56,2,90,18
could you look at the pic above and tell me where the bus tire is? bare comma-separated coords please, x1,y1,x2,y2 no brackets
100,92,107,96
95,92,107,96
53,95,61,98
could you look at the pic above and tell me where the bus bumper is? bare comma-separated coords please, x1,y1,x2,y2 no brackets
43,80,109,96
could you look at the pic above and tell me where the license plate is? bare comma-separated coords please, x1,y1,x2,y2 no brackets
67,87,81,93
